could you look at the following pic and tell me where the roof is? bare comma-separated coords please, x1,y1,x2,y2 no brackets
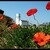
21,20,28,22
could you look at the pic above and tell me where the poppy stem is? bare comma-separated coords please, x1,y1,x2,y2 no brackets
33,15,42,31
33,15,39,25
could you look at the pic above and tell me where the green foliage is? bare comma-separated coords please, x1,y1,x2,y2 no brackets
0,24,50,49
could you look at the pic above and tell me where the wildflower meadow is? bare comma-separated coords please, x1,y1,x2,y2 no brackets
0,1,50,49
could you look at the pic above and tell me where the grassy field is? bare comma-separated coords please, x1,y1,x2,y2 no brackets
0,23,50,49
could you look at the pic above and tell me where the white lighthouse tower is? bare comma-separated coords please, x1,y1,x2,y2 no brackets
16,13,20,25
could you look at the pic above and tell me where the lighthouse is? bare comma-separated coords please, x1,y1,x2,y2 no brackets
16,13,29,26
16,13,20,25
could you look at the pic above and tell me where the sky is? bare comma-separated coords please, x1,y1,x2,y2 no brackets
0,1,50,25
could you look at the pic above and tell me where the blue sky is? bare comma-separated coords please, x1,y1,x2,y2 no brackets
0,1,50,25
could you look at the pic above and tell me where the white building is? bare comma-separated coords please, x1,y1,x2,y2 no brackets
16,13,29,26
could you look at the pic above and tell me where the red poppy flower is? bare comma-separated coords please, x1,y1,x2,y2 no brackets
0,16,3,20
26,8,37,16
32,32,48,46
37,35,50,46
32,32,45,42
11,24,18,29
46,2,50,10
32,32,50,46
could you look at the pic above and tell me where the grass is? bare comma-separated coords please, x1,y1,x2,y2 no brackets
0,23,50,49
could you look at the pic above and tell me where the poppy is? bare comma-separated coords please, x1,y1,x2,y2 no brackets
0,16,3,20
32,32,50,46
46,2,50,10
32,32,48,46
11,24,18,29
37,35,50,46
26,8,37,16
32,32,45,42
26,8,39,25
